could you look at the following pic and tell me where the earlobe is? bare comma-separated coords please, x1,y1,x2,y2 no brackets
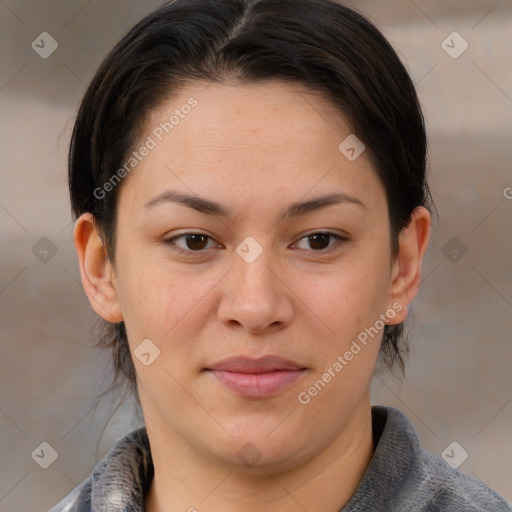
73,213,123,323
387,206,431,325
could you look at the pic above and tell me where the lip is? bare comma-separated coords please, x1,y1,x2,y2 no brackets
204,355,307,398
206,355,306,373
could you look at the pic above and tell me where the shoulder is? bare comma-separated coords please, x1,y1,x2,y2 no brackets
415,448,511,512
377,406,511,512
46,479,92,512
46,426,151,512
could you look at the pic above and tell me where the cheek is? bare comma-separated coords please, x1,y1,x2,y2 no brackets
299,256,391,339
115,252,223,352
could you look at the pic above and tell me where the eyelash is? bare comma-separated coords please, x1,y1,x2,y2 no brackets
163,231,348,256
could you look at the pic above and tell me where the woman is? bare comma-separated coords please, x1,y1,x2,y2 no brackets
49,0,510,510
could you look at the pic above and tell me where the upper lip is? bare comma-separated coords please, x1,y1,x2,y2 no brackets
205,355,306,373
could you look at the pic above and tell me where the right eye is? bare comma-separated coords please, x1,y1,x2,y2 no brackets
163,233,221,254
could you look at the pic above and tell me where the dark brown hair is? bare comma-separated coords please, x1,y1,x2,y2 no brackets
69,0,432,406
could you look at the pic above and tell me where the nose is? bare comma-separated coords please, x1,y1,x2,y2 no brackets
217,244,294,334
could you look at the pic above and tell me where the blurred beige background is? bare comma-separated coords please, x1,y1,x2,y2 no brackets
1,1,511,510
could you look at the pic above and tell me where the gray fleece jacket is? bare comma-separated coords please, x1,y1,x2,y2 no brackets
48,405,511,512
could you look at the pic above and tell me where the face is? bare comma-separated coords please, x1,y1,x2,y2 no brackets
92,80,412,472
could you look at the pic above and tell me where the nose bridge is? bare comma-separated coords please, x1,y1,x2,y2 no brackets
233,234,275,294
217,234,293,331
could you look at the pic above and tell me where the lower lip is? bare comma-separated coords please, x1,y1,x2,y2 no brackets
207,369,306,398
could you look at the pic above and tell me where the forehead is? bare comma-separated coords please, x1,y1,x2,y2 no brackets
117,80,386,215
147,80,351,155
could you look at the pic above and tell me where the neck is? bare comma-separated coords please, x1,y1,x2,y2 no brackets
144,401,374,512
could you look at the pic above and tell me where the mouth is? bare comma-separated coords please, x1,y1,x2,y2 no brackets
203,355,308,398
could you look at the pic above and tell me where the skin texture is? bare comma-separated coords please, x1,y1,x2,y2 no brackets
74,80,431,512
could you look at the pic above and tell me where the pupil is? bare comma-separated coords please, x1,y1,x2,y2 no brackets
309,233,329,250
187,234,207,250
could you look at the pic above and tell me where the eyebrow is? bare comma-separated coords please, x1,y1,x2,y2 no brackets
144,189,365,217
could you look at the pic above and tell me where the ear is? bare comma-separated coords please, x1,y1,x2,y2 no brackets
73,213,123,323
386,206,431,325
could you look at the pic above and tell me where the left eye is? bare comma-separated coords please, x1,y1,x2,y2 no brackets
294,232,345,251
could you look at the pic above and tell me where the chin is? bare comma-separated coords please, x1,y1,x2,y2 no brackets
204,427,307,473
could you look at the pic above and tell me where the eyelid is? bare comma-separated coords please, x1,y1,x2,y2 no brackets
296,229,348,240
